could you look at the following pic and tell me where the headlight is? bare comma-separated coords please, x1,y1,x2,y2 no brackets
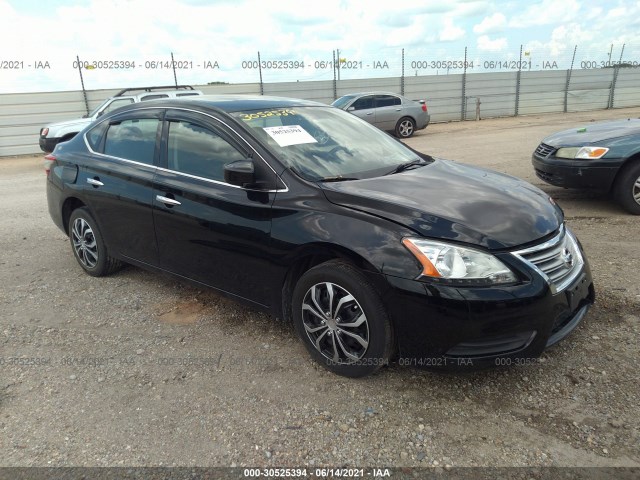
402,238,517,286
555,146,609,159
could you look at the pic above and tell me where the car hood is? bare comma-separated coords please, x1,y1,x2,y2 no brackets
320,159,562,250
46,117,91,130
542,118,640,146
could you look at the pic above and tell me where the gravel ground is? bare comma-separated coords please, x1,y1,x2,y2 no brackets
1,107,639,468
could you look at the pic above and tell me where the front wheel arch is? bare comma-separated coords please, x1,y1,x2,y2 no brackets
612,156,640,214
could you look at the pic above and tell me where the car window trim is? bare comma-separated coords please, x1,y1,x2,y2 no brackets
83,106,288,193
160,107,288,192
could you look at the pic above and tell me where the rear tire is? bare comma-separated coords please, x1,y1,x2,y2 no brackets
395,117,416,138
69,207,123,276
292,260,393,378
613,161,640,215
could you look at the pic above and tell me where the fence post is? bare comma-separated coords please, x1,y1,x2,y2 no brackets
401,48,405,96
75,55,90,116
608,65,620,109
170,52,178,87
564,45,577,113
515,45,522,116
461,47,467,121
257,51,264,95
332,50,337,100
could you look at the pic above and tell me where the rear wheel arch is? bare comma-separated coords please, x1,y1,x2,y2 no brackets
61,197,87,235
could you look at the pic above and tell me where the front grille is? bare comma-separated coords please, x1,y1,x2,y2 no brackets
534,143,555,158
512,226,584,293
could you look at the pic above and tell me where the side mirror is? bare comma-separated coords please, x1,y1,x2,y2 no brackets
347,106,355,112
224,160,255,187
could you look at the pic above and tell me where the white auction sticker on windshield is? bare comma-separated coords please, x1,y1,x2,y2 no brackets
263,125,318,147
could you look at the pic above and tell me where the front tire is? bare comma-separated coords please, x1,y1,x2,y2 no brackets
395,117,416,138
69,207,123,276
613,161,640,215
292,260,393,378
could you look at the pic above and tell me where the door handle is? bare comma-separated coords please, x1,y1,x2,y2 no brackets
156,195,181,206
395,108,402,111
86,177,104,187
366,112,373,115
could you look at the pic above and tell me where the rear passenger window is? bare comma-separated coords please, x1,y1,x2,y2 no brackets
86,121,108,151
104,118,159,164
376,95,401,107
167,120,245,182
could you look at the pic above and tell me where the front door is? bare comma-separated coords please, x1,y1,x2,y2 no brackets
152,110,278,307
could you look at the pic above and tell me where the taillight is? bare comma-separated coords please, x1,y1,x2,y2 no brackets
421,103,427,112
44,153,56,176
41,127,49,136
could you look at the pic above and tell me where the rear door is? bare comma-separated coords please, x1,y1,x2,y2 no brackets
152,109,278,306
80,108,163,266
373,94,402,130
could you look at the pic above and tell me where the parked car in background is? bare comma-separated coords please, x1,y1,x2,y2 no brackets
332,92,429,138
532,118,640,214
39,85,202,152
46,95,593,378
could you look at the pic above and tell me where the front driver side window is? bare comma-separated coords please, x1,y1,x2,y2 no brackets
167,120,246,182
351,96,374,110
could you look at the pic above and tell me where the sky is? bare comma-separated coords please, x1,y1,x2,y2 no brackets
1,0,639,93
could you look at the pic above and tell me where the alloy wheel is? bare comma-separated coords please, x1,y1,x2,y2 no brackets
301,282,369,363
71,217,98,269
398,119,414,137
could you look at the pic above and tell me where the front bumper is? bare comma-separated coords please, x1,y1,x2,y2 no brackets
532,153,621,191
383,255,594,370
39,136,59,153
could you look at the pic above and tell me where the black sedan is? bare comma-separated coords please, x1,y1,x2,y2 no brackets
46,95,594,377
532,118,640,214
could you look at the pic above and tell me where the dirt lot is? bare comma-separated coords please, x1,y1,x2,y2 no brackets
1,108,639,468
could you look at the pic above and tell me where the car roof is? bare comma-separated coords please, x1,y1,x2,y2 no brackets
338,91,404,98
111,95,327,114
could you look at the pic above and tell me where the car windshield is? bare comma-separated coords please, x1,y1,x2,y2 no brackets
87,99,111,118
331,96,356,109
232,106,421,181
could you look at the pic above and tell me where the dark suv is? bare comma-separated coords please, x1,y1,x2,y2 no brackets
46,95,594,377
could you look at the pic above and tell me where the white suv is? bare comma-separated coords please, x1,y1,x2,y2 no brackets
39,85,203,152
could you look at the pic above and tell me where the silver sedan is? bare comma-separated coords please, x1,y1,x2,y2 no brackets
332,92,430,138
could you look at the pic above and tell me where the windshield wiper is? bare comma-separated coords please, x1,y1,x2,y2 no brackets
385,158,427,175
318,176,359,182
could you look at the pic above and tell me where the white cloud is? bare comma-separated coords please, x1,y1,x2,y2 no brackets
477,35,507,52
510,0,581,28
439,18,465,42
473,13,506,34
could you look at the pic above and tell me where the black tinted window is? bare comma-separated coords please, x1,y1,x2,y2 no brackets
167,121,245,182
376,95,401,107
104,118,159,164
351,96,374,110
86,121,108,151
